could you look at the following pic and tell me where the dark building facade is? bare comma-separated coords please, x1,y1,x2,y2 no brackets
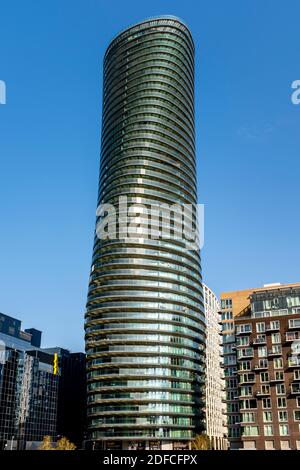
0,342,58,449
44,348,87,447
0,314,86,450
85,16,205,450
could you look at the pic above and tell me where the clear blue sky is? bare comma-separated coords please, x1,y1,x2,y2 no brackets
0,0,299,351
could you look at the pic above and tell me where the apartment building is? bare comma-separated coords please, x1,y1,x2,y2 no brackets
221,283,300,450
203,285,227,449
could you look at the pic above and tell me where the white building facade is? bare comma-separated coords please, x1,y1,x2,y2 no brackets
203,285,228,449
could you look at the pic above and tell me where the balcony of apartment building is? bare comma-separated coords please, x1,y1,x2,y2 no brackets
239,399,257,412
267,346,282,357
285,331,300,342
236,325,252,336
237,348,254,360
287,357,300,368
285,331,300,343
239,413,256,426
256,385,271,397
292,370,300,382
252,335,267,346
239,374,256,385
253,360,268,371
288,318,300,329
290,383,300,395
265,322,280,332
269,372,285,383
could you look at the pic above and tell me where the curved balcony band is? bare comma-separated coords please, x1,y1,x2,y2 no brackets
85,16,205,445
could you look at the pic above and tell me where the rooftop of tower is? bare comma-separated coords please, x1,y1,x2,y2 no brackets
104,15,194,60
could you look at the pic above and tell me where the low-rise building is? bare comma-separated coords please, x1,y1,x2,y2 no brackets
0,313,86,450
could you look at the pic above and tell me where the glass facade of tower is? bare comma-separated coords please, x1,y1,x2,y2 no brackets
85,16,205,449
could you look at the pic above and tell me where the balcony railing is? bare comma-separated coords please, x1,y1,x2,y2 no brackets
256,389,271,397
268,349,282,357
239,377,256,384
286,333,300,342
254,363,268,371
253,337,267,345
236,328,252,336
288,359,300,368
288,320,300,330
270,376,284,383
266,324,280,332
237,352,254,359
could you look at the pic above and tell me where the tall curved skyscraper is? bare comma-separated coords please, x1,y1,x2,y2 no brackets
85,16,206,450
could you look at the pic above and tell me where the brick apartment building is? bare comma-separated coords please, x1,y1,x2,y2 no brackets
221,282,300,450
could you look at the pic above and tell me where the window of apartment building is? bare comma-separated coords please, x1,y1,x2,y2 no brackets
262,398,272,409
228,428,241,438
270,345,282,355
291,383,300,394
277,397,287,408
294,410,300,421
222,322,234,331
240,386,253,397
256,334,266,344
274,358,283,369
226,390,237,400
280,441,290,450
271,333,281,344
287,295,300,307
263,411,273,422
236,324,252,334
294,370,300,380
278,411,288,422
286,331,300,342
276,383,286,395
264,425,274,436
223,344,234,354
297,397,300,408
270,320,280,330
265,441,275,450
240,399,257,410
256,322,265,333
221,311,233,321
261,385,270,395
223,333,235,343
258,359,268,368
241,412,255,423
279,424,289,436
275,371,284,381
260,372,269,382
288,356,300,368
240,373,255,384
239,361,251,371
221,299,232,309
292,342,300,355
243,441,256,450
237,348,253,359
243,426,259,437
228,415,240,425
289,318,300,329
226,378,238,388
224,366,237,377
258,346,267,357
224,355,236,365
236,336,250,347
227,402,239,413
